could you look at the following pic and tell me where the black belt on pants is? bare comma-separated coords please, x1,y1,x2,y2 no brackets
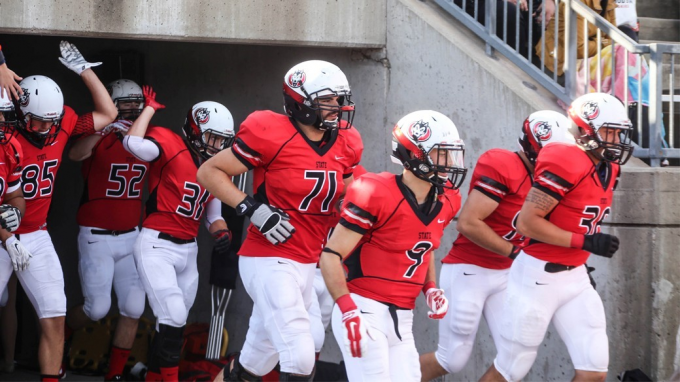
378,301,410,341
158,232,196,245
91,228,136,236
544,262,578,273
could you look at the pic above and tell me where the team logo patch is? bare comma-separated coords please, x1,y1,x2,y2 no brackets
19,89,30,107
288,70,306,88
194,108,210,124
532,121,552,142
408,120,432,142
581,101,600,121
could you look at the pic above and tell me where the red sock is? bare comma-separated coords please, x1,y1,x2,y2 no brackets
262,366,280,382
160,366,179,382
105,346,131,380
41,375,60,382
146,370,162,381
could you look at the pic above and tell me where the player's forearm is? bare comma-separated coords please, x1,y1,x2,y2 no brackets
208,219,228,234
458,217,514,257
197,162,246,209
516,212,572,248
127,107,155,138
424,253,437,285
68,134,102,161
4,190,25,217
81,69,117,130
320,252,351,301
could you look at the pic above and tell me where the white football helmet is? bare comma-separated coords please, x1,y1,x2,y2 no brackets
519,110,575,165
0,92,17,144
183,101,235,160
107,79,144,120
17,75,64,147
568,93,633,164
283,60,354,131
391,110,467,190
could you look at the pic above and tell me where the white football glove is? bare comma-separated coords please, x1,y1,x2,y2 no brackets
336,294,374,358
58,40,102,76
0,204,21,233
425,287,449,320
4,235,32,271
101,119,133,135
236,196,295,245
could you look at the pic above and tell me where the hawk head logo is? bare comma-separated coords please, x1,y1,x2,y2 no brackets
408,120,432,142
194,107,210,125
581,101,600,121
533,121,552,142
19,89,30,107
288,70,306,89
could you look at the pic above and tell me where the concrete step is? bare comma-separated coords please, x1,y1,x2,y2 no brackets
638,17,680,43
637,0,680,20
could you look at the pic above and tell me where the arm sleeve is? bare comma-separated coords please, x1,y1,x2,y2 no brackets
123,135,161,162
339,176,382,235
532,145,579,201
204,197,226,229
471,151,511,203
71,113,96,141
230,114,271,169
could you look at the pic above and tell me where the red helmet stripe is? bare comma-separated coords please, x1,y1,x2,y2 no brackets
393,125,421,156
283,83,305,103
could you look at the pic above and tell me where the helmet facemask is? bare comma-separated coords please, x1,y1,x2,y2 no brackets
182,111,235,162
0,108,18,145
284,86,355,131
115,97,144,121
394,140,467,191
518,118,540,165
575,120,634,165
17,109,64,148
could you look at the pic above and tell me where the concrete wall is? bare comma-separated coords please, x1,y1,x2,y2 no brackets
0,0,386,48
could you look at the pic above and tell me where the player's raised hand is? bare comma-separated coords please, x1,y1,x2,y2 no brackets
0,204,21,233
58,40,102,76
337,294,374,358
100,119,133,135
0,63,23,101
4,235,32,271
143,85,165,111
424,284,448,320
236,196,295,245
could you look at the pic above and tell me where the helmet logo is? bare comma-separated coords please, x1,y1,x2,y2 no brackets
581,101,600,121
288,70,306,88
194,108,210,124
408,120,432,142
532,121,552,142
19,89,30,107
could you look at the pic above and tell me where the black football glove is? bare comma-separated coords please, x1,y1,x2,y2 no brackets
582,233,619,258
212,229,232,256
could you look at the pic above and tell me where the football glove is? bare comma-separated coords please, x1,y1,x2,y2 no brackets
4,235,31,271
0,204,21,233
423,285,448,320
100,119,133,135
212,229,232,257
336,294,373,358
143,85,165,111
582,233,619,258
58,41,102,76
236,195,295,245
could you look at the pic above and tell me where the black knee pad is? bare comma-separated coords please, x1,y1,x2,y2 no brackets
279,366,315,382
226,354,262,382
156,324,185,368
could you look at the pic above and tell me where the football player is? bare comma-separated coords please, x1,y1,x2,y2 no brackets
198,60,363,381
479,93,633,382
123,86,234,382
64,79,147,381
4,41,117,382
320,110,466,381
419,110,574,381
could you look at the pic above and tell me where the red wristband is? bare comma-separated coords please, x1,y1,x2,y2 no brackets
422,281,436,295
336,294,357,313
570,233,585,249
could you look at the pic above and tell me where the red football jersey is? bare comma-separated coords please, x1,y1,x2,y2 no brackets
17,106,94,233
523,143,619,266
77,131,149,230
341,173,461,309
142,126,213,240
0,138,24,201
232,111,363,264
444,149,532,269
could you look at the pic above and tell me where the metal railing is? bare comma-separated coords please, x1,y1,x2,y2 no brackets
434,0,680,166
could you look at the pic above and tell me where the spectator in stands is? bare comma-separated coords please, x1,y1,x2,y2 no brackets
535,0,617,80
615,0,639,42
510,0,556,60
454,0,524,54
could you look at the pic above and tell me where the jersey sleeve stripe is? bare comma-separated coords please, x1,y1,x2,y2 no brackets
537,171,573,190
473,185,502,203
532,183,563,201
339,218,368,235
6,182,20,194
345,202,378,223
231,148,255,170
477,176,509,193
233,138,262,161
